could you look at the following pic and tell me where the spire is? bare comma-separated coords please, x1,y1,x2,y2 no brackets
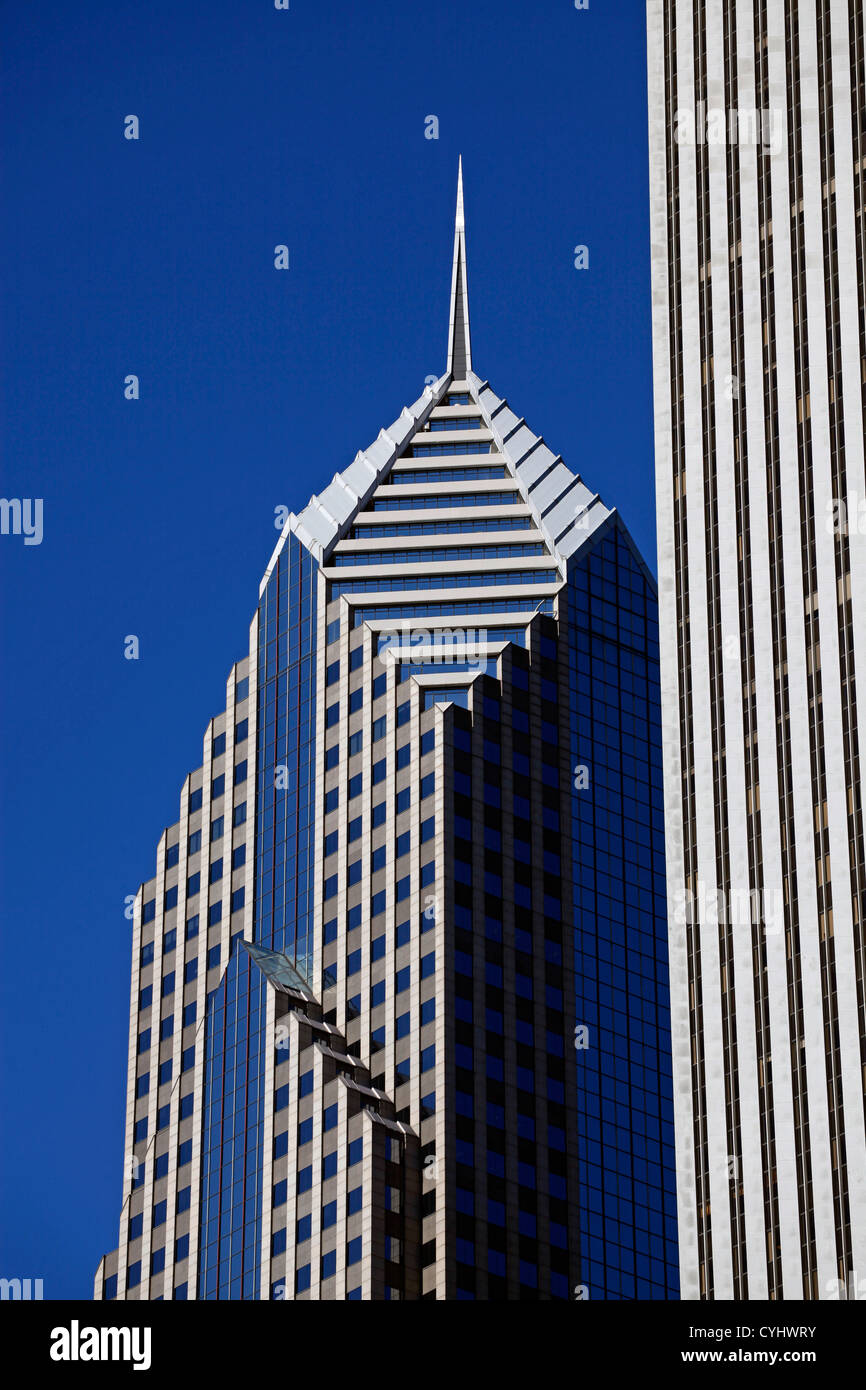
446,155,472,379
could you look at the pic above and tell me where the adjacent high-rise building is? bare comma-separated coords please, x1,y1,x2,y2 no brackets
95,162,678,1302
647,0,866,1299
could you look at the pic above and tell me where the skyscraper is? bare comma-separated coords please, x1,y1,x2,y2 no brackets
647,0,866,1299
95,162,677,1302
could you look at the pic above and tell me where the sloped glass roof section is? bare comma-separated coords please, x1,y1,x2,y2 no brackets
241,940,315,998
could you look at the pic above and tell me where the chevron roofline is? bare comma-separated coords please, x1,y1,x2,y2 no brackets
258,374,450,595
467,372,614,571
259,161,640,594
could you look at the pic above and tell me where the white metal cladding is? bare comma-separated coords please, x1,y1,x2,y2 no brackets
647,0,866,1301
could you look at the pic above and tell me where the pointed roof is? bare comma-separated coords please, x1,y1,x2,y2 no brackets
261,167,642,588
269,363,617,581
446,156,472,379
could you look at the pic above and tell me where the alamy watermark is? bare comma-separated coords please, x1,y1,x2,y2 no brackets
671,882,785,935
826,494,866,535
826,1269,866,1300
674,100,782,154
378,626,489,674
0,1276,43,1300
50,1322,151,1371
0,497,43,546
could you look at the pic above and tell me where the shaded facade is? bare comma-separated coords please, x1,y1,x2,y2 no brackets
95,164,677,1301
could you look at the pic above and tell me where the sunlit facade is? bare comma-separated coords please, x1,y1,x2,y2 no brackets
647,0,866,1299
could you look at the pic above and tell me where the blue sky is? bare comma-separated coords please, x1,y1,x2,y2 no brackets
0,0,653,1297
